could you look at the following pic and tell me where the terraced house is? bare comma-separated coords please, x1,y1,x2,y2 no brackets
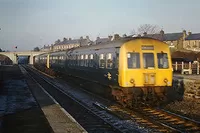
53,36,91,51
183,33,200,51
145,30,187,51
40,36,92,52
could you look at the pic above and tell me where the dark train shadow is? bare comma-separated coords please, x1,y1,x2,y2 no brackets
0,65,55,133
164,76,185,105
1,107,54,133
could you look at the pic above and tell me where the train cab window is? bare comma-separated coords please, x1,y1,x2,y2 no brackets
127,53,140,68
157,53,169,69
143,53,154,69
106,53,113,69
99,54,105,68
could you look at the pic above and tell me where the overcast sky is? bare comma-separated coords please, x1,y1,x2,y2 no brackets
0,0,200,51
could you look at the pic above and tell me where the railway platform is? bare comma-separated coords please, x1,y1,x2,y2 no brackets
0,65,86,133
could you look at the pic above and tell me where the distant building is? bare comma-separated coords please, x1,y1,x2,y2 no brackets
183,33,200,51
40,36,92,52
40,45,52,52
93,34,121,45
53,36,92,51
144,30,187,50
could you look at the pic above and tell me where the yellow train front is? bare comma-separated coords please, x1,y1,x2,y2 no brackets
113,38,173,106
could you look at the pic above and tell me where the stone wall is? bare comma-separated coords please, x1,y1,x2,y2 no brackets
172,77,200,100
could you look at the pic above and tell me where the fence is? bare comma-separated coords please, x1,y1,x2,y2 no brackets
172,62,200,74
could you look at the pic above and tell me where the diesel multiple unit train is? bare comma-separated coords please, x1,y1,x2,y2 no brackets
34,37,173,106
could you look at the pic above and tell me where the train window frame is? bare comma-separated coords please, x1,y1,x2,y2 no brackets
89,54,94,67
143,53,155,69
157,53,169,69
106,53,113,69
127,52,140,69
80,54,84,66
99,53,105,68
85,54,88,67
77,55,80,66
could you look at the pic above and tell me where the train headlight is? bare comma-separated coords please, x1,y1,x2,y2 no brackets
130,79,135,85
164,78,168,83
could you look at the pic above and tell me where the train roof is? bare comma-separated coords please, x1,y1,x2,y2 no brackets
35,37,166,57
68,37,164,52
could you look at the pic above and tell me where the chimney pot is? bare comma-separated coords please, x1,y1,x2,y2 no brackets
86,36,89,40
160,30,164,35
143,32,147,36
108,35,113,40
114,34,120,40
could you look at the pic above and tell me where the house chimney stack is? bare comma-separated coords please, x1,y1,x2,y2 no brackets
114,34,120,40
160,30,164,35
183,30,187,39
86,36,89,40
143,32,147,36
108,35,113,40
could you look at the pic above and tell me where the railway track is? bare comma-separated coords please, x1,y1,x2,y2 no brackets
22,65,141,133
56,72,200,132
24,65,200,133
102,104,200,133
140,107,200,132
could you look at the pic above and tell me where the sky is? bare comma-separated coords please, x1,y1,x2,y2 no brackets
0,0,200,51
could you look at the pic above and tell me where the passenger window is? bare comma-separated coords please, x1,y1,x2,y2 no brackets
99,54,105,68
85,54,88,66
127,53,140,68
71,55,74,66
143,53,154,69
81,55,84,66
115,53,119,68
106,53,113,69
89,54,93,67
157,53,169,69
77,55,80,66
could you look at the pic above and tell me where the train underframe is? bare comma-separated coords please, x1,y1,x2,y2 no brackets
34,64,169,107
111,86,168,107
